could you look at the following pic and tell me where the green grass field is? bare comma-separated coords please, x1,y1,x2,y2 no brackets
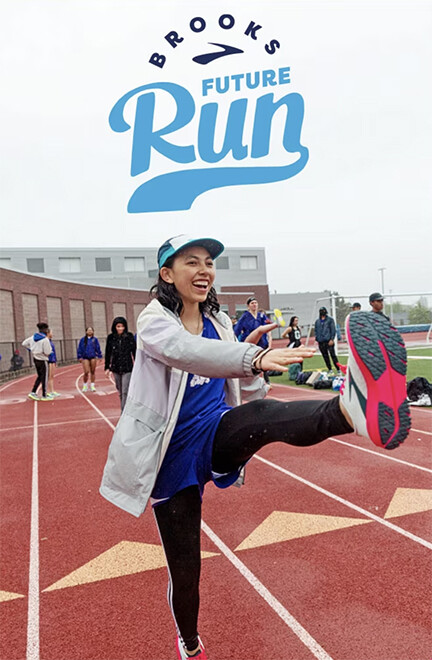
270,350,432,386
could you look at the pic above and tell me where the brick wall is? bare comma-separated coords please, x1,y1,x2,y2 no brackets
0,268,269,344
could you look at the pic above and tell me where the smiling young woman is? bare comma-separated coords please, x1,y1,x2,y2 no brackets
100,234,410,660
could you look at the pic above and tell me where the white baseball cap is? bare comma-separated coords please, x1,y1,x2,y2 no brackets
157,234,225,269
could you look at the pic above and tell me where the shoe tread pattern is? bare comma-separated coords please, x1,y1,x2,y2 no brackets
348,312,407,380
382,399,411,450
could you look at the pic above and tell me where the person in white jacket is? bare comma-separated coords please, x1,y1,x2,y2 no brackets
22,322,53,401
100,234,410,660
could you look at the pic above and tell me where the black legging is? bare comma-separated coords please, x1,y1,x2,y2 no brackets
154,396,352,652
32,358,48,397
318,341,339,371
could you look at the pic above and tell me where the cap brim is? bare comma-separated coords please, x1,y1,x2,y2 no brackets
158,235,224,268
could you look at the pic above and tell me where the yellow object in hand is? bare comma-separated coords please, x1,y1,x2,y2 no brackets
273,309,286,326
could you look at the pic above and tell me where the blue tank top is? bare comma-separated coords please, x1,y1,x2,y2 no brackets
151,315,241,505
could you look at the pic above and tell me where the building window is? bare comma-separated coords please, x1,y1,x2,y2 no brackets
0,258,12,269
59,257,81,273
240,256,258,270
124,257,145,272
95,257,111,272
27,258,45,273
147,268,159,279
216,256,229,270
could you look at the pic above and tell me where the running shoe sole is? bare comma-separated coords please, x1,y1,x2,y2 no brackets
346,312,411,449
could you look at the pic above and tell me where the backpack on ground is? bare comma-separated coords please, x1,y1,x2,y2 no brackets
296,371,312,385
313,379,333,389
288,363,302,381
407,377,432,406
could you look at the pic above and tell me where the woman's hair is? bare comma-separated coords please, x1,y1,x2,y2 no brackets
37,322,49,333
289,316,298,327
84,326,94,347
150,255,220,317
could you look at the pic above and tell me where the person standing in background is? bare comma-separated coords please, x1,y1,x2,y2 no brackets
47,329,60,397
369,293,390,321
104,316,136,411
281,316,302,348
234,297,272,383
314,307,339,372
22,322,53,401
77,327,103,392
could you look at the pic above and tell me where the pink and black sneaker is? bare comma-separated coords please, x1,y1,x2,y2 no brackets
176,636,208,660
340,312,411,449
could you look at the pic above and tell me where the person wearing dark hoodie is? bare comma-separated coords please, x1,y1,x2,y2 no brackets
104,316,136,411
314,306,339,371
22,322,53,401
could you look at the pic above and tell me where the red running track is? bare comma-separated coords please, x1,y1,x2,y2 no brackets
0,367,431,660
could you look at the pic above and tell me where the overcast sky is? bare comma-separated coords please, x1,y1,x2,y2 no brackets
1,0,431,302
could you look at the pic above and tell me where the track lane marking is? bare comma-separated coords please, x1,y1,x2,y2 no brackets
327,437,432,473
75,377,432,552
269,391,431,471
75,374,116,430
0,416,120,433
26,402,40,660
201,521,333,660
411,427,432,436
74,373,334,657
0,364,81,393
253,455,432,551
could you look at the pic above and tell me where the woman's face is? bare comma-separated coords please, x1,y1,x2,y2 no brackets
293,317,299,326
116,323,125,334
86,327,94,337
160,246,215,307
248,300,258,313
47,330,53,339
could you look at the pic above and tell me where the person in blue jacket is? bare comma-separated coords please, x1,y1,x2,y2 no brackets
234,297,272,383
77,326,102,392
314,306,339,371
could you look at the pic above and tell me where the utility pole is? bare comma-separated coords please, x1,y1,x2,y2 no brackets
378,267,386,313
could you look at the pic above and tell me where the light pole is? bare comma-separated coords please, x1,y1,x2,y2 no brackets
378,267,386,294
378,267,386,313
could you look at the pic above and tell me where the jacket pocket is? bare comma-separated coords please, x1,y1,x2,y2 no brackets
101,404,166,508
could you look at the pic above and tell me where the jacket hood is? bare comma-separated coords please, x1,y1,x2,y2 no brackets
33,332,47,341
111,316,129,334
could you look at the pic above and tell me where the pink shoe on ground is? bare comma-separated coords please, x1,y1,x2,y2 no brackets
176,636,208,660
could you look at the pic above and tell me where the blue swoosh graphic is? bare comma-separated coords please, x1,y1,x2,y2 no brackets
192,43,244,65
128,151,309,213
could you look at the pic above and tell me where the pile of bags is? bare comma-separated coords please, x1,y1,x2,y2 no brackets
288,363,345,391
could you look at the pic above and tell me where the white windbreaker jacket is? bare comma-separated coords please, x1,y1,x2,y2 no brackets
99,298,268,517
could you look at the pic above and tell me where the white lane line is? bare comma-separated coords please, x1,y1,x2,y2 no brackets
269,392,431,471
74,374,116,430
201,521,333,660
26,402,40,660
328,437,432,474
0,416,120,434
77,383,333,658
0,364,81,393
254,455,432,551
411,427,432,436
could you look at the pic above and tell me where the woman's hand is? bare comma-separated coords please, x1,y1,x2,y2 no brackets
260,347,316,372
244,322,277,345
